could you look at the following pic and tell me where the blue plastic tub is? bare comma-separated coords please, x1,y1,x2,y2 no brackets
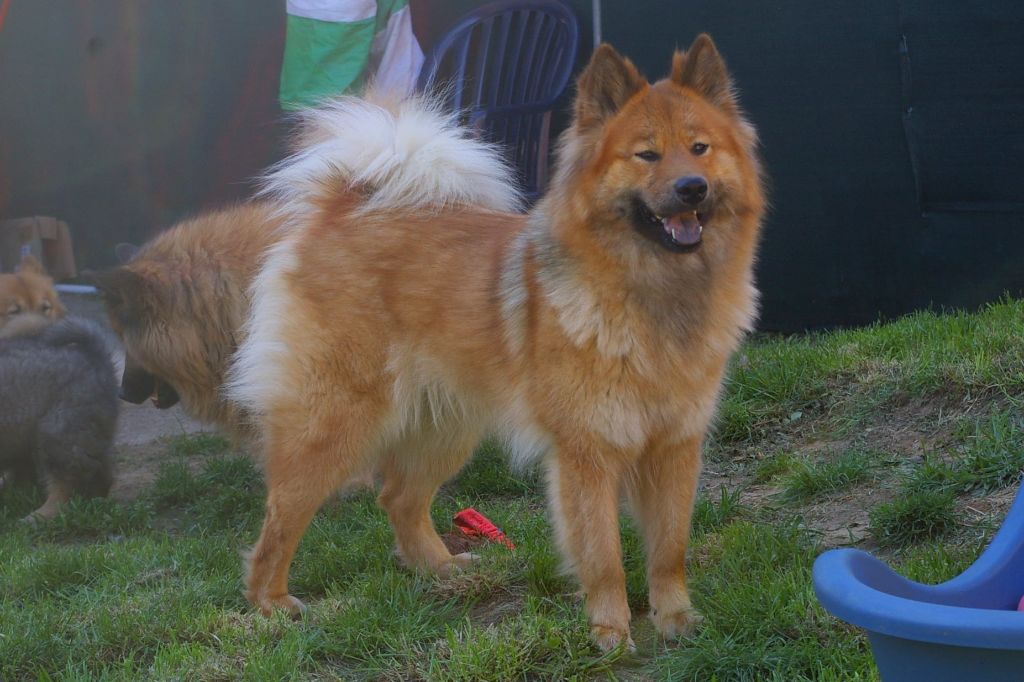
814,484,1024,681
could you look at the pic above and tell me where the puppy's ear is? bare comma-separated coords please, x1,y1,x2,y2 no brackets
575,43,647,131
672,34,736,112
83,267,153,328
16,254,45,275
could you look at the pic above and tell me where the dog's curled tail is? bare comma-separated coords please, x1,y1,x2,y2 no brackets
262,90,523,217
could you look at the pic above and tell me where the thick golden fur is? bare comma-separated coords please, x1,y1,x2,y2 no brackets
90,203,284,440
231,35,765,651
90,90,520,442
0,255,65,338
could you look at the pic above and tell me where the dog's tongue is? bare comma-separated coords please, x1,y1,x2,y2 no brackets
662,212,703,246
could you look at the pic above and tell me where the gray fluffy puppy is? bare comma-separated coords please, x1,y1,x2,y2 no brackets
0,316,118,521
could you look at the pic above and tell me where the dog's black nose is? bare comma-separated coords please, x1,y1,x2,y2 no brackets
119,365,155,404
674,176,708,205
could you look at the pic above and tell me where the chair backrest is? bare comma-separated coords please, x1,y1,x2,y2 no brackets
418,0,579,203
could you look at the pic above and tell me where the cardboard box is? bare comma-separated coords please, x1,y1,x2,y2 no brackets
0,216,77,280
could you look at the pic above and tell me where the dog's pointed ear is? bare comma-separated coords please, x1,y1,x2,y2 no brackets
575,44,647,130
84,267,151,327
672,34,736,112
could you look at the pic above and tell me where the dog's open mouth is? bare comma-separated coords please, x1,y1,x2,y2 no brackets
119,366,180,409
152,380,180,409
653,210,703,247
633,198,706,253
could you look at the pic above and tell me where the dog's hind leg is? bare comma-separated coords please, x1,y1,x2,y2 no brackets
547,445,634,652
377,426,481,575
626,435,704,640
245,413,379,617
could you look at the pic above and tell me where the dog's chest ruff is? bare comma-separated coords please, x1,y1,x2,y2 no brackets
500,226,647,362
498,231,743,451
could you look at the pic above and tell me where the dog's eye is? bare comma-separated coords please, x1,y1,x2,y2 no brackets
635,150,661,162
691,142,709,156
6,303,20,315
41,300,52,312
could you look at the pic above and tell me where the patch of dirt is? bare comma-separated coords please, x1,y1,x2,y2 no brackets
715,394,971,466
958,487,1018,528
699,395,1014,547
856,395,968,456
697,467,746,496
800,485,895,548
441,530,485,555
738,483,782,508
466,590,527,628
109,440,180,501
108,439,240,502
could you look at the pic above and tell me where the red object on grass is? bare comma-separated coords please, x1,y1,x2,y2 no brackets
453,508,515,550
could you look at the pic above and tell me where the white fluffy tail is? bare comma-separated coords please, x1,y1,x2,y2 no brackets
228,91,522,417
262,91,523,217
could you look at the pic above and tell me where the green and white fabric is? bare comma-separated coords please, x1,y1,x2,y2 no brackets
280,0,423,110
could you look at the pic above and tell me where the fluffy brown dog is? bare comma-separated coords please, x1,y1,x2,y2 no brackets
88,203,284,441
0,255,65,338
230,35,765,651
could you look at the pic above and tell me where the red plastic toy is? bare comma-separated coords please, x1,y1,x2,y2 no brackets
453,508,515,550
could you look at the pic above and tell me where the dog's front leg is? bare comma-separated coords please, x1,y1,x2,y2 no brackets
23,479,72,523
626,434,704,640
547,443,634,652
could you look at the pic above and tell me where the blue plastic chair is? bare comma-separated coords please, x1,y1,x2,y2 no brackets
417,0,580,204
814,483,1024,681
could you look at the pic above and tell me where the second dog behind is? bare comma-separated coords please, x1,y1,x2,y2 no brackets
88,202,285,441
0,255,66,338
0,318,119,521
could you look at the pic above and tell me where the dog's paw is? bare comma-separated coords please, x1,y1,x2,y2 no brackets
434,551,480,577
20,507,57,525
590,624,636,653
450,551,480,569
650,606,704,639
248,591,307,619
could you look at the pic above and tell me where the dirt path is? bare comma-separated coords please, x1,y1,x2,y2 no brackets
109,404,213,501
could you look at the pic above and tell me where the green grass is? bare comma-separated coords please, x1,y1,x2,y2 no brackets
654,522,876,681
718,298,1024,443
779,450,877,502
2,453,875,681
906,411,1024,495
869,489,959,548
863,410,1024,549
4,299,1024,679
167,432,232,459
692,486,747,535
753,451,800,483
